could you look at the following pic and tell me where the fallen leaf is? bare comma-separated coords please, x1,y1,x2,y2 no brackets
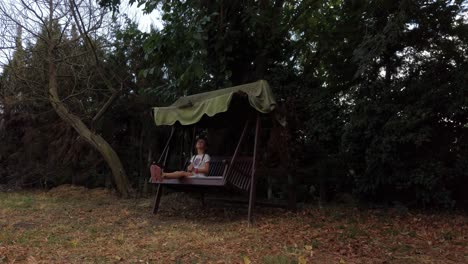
70,239,78,247
28,256,38,264
243,256,251,264
27,256,38,264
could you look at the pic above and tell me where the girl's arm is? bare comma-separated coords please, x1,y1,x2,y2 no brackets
187,156,195,172
194,163,210,175
187,163,194,172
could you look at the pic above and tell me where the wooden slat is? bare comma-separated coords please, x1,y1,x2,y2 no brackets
245,161,253,189
230,157,253,190
210,158,227,176
209,157,228,177
235,163,245,189
226,158,253,191
235,163,245,187
242,160,251,190
233,170,243,189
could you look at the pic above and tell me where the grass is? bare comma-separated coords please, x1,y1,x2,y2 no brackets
0,186,467,263
262,255,295,264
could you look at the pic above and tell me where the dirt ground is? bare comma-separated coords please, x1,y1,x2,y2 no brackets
0,185,467,263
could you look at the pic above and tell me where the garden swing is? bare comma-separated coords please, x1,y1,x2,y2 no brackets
149,80,276,224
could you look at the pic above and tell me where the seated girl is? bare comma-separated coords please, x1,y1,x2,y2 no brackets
150,137,210,181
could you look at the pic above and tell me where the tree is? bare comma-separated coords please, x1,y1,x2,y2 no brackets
0,0,131,196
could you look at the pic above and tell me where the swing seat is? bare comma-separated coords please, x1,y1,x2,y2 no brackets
150,156,254,190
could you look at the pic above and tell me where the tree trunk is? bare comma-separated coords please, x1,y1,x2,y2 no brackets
0,101,8,139
47,40,131,197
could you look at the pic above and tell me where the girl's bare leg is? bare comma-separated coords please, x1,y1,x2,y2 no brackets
162,171,193,179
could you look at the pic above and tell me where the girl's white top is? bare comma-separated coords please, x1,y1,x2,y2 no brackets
190,153,211,177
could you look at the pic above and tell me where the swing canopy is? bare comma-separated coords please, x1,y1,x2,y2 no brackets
152,80,276,126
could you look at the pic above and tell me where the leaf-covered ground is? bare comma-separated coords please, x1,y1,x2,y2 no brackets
0,185,467,263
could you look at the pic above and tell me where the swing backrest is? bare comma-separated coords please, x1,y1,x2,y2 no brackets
225,156,254,191
208,156,229,176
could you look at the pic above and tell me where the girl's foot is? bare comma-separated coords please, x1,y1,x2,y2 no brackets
150,164,163,181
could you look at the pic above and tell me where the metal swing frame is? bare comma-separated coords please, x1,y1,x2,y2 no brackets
150,112,262,225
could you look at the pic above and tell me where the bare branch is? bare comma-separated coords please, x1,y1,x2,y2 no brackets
92,84,121,125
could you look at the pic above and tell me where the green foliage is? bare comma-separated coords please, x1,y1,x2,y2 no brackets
342,0,468,207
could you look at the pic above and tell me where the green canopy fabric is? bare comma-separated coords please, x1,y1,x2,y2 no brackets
153,80,276,126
